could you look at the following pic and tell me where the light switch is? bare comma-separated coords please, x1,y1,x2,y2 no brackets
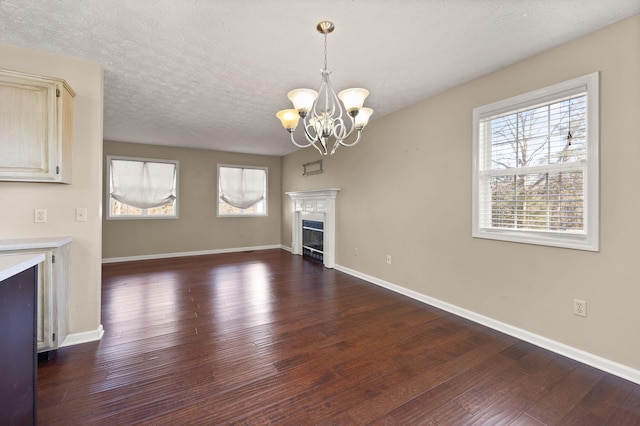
75,207,88,222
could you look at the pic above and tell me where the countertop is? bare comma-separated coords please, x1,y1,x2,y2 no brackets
0,253,46,282
0,236,72,251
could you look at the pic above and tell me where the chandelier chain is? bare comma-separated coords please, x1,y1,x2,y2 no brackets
323,32,328,71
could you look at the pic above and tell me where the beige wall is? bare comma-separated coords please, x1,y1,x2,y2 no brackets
0,43,104,337
282,15,640,371
103,141,281,259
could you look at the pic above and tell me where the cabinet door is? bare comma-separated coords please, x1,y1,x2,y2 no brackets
0,69,74,183
37,251,55,351
51,243,70,348
0,267,37,425
0,249,54,350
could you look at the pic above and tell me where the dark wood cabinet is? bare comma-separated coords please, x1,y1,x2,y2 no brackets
0,258,41,425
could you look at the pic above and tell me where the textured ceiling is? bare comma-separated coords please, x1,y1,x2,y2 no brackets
1,1,638,156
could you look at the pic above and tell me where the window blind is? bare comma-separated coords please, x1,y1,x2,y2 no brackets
219,166,266,209
110,159,177,209
478,94,588,234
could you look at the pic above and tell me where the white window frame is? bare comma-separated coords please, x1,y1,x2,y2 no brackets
472,73,599,251
106,155,179,220
217,164,268,217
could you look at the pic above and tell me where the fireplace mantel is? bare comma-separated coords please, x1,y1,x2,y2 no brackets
286,188,340,268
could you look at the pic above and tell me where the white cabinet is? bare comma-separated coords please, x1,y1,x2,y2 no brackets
0,237,71,352
0,68,75,183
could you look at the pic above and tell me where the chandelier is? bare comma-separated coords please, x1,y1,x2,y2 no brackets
276,21,373,155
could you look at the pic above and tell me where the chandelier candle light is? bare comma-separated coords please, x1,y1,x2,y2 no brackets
276,21,373,155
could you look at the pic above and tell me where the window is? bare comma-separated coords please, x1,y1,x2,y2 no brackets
217,164,267,217
472,73,599,251
107,155,178,219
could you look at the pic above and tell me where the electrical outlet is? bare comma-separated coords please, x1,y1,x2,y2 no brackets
573,299,587,317
354,248,358,256
34,208,47,223
386,255,392,264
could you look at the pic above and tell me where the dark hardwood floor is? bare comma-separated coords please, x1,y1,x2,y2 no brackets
37,249,640,425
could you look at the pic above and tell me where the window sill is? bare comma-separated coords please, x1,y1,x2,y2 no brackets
473,228,598,252
106,215,179,220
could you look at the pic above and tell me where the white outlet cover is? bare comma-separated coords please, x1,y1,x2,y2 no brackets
34,208,47,223
573,299,587,317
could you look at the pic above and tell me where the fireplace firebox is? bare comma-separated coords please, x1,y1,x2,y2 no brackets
302,220,324,262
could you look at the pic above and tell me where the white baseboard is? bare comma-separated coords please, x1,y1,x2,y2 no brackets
280,245,292,253
334,263,640,385
102,245,282,264
59,324,104,348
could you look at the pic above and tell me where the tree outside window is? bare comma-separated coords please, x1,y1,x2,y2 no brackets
472,73,599,251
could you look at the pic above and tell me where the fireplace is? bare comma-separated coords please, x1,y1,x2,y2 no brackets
302,219,324,262
286,188,339,268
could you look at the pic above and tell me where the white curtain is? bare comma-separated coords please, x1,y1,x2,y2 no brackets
110,159,176,209
219,167,265,209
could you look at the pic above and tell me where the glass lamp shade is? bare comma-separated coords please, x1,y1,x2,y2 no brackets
338,88,369,114
276,109,300,130
287,89,318,114
354,107,374,129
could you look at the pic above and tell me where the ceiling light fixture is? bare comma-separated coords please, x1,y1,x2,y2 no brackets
276,21,373,155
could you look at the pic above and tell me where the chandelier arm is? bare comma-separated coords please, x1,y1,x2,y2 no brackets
291,128,327,155
331,124,362,155
303,122,324,147
328,78,344,121
289,132,314,148
337,129,362,148
332,117,349,140
314,73,337,118
302,120,316,141
290,132,326,155
318,73,344,120
311,141,326,156
330,140,340,155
